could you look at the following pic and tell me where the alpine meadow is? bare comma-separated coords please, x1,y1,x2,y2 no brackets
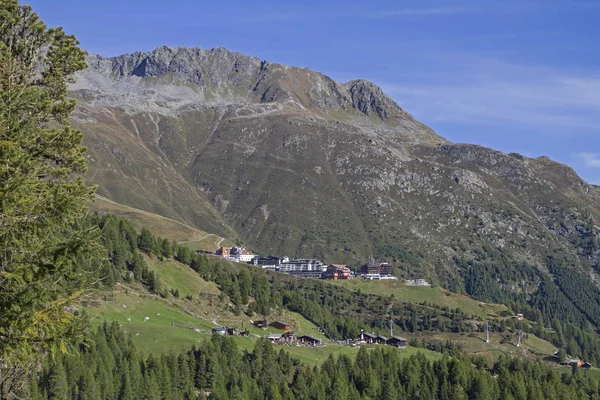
2,0,600,399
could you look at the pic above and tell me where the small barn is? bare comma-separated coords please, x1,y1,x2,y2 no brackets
375,335,389,345
298,335,322,346
253,319,268,329
270,320,292,331
388,336,407,348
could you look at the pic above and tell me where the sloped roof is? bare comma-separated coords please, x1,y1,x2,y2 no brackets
299,335,322,342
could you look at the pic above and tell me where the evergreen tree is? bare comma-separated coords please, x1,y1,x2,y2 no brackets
137,228,155,254
46,362,68,400
0,1,94,396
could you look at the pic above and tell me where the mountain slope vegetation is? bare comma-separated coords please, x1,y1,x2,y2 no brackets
71,46,600,287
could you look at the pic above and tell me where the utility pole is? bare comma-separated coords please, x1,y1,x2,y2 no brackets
486,321,489,344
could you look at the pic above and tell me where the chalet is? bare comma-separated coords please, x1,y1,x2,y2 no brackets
362,332,377,344
270,320,292,331
229,247,255,262
513,313,524,320
362,260,393,276
388,336,407,348
240,330,250,337
268,333,282,342
253,319,268,329
212,327,228,336
582,362,593,369
325,264,353,280
375,335,389,345
562,359,584,368
298,335,322,346
280,331,297,343
268,331,296,344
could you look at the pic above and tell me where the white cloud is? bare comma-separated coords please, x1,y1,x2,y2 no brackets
579,153,600,168
380,56,600,130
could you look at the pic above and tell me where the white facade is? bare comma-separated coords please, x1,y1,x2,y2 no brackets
279,259,325,272
406,279,430,286
236,253,255,262
363,274,381,280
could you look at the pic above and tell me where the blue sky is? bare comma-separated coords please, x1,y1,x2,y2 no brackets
27,0,600,184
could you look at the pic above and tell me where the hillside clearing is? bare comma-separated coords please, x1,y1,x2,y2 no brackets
328,279,510,318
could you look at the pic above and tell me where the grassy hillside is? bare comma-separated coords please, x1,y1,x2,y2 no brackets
85,288,214,355
84,284,442,364
328,279,510,318
146,255,220,298
91,195,226,250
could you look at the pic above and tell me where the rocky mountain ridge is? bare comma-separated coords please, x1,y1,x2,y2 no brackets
73,46,434,133
71,45,600,291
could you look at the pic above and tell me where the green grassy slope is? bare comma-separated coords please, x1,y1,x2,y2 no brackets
86,289,214,355
146,256,220,298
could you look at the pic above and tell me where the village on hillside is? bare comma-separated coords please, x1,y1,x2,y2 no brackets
211,316,408,350
205,246,431,285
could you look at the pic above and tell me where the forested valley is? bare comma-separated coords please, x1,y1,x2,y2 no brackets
30,322,600,400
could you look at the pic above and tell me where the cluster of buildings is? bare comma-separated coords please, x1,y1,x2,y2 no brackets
215,247,408,282
356,330,407,348
210,317,409,350
253,318,324,346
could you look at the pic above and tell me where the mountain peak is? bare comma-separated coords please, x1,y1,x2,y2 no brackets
74,45,423,127
344,79,403,121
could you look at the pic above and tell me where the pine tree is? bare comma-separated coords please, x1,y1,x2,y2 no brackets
162,238,173,259
46,362,68,400
143,371,162,400
0,1,95,396
138,228,155,254
77,368,100,400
